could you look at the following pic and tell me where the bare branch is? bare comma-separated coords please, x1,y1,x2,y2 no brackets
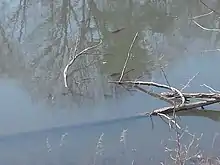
135,85,174,105
119,32,139,82
157,113,181,129
63,40,102,88
160,65,171,87
109,80,185,106
199,0,220,15
200,84,220,93
181,72,199,91
192,20,220,32
189,11,213,20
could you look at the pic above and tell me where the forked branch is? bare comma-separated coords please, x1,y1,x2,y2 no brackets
63,40,102,88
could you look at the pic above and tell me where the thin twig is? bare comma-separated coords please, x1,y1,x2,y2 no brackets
119,32,139,82
73,34,80,56
199,0,220,15
157,113,181,129
200,84,220,93
160,65,171,87
63,40,102,88
181,72,199,91
192,20,220,32
189,11,213,20
156,54,171,87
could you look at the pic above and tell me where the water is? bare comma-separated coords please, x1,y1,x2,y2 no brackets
0,0,220,164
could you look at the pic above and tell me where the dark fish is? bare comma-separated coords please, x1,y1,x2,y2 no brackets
110,69,135,77
111,27,126,34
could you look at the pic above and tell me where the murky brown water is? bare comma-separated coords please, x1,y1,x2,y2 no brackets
0,0,220,164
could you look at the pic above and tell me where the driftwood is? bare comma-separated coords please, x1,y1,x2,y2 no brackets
106,29,220,121
161,92,220,99
149,99,220,115
109,80,220,117
109,80,186,106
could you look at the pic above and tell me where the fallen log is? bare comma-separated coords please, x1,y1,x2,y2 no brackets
109,80,220,116
148,99,220,115
161,92,220,99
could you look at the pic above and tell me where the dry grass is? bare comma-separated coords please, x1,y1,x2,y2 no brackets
86,126,220,165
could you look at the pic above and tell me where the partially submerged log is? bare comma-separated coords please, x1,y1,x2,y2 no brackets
107,31,220,126
149,99,220,115
109,80,220,116
161,92,220,100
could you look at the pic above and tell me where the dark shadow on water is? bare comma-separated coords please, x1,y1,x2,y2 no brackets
178,109,220,122
0,108,220,164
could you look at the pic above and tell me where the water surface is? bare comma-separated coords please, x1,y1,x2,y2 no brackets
0,0,220,164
